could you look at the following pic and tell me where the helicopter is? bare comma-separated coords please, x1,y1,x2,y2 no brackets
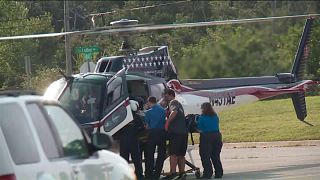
40,15,320,136
1,14,319,176
1,15,319,135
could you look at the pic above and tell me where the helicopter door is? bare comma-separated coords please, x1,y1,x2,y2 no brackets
98,68,133,136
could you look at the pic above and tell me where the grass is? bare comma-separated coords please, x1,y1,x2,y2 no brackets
190,96,320,143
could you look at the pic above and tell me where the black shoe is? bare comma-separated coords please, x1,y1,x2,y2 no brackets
198,175,212,179
153,171,161,180
177,173,187,180
137,175,145,180
214,175,222,179
144,175,152,180
162,172,178,180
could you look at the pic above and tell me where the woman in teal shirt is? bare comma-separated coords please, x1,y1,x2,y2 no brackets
197,102,223,179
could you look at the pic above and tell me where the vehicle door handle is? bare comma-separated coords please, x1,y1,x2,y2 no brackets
72,165,80,174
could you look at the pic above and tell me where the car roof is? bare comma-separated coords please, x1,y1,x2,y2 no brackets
0,94,55,104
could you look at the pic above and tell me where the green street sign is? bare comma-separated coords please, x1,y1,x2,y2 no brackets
75,46,100,54
75,46,100,61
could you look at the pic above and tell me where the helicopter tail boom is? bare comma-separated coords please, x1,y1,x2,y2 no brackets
177,18,317,122
291,17,314,81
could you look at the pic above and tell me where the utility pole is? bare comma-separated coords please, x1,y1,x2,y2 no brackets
64,0,72,76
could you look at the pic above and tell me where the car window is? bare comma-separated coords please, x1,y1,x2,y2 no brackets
43,105,89,158
0,128,12,173
0,103,40,164
27,103,61,159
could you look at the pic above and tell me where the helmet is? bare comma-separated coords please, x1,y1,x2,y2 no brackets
129,100,139,112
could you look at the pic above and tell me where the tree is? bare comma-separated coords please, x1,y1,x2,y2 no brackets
0,1,53,89
1,1,320,91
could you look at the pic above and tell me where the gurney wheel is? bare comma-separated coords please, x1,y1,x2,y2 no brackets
195,169,201,178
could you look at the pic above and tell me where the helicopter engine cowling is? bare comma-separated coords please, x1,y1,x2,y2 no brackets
94,46,178,81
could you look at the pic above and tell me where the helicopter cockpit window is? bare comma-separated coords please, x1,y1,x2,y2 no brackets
149,83,165,101
127,80,149,101
59,82,102,124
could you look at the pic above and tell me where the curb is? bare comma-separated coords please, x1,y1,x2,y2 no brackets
223,140,320,149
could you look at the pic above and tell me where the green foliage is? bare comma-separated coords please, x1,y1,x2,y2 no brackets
0,1,55,89
1,1,320,91
21,67,61,94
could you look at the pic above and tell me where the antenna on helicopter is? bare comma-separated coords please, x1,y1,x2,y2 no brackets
110,19,139,55
58,69,74,81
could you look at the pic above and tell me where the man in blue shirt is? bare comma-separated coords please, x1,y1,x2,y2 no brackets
144,96,166,179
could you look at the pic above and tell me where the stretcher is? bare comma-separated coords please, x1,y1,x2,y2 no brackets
184,132,201,178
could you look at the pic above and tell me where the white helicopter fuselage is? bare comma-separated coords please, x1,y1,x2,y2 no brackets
177,93,258,114
172,79,316,115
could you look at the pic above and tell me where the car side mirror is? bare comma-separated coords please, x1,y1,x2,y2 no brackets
92,133,113,150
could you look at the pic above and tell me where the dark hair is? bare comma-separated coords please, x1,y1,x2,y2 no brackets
201,102,216,116
147,96,157,104
164,88,175,98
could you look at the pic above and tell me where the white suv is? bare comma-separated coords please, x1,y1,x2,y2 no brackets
0,92,135,180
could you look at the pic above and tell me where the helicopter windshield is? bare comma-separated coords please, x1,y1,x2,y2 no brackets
43,79,66,100
59,81,103,124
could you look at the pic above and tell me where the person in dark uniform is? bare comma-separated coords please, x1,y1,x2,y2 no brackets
119,100,145,180
144,96,166,180
163,89,188,180
129,96,148,169
197,102,223,179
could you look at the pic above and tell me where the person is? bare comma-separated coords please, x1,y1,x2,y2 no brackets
118,100,145,180
144,96,166,179
163,89,188,180
197,102,223,179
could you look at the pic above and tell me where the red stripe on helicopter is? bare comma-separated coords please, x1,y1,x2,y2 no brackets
174,80,318,100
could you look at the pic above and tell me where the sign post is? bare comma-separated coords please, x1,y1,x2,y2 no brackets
24,56,31,76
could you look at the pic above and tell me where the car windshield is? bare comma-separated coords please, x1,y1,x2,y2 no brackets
59,81,103,124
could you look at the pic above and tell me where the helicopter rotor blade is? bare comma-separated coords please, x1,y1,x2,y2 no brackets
0,32,76,40
0,14,319,40
0,23,154,40
82,14,320,35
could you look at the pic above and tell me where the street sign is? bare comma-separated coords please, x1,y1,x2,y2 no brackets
75,46,100,54
75,45,100,61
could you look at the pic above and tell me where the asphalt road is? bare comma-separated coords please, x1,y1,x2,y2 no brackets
161,144,320,179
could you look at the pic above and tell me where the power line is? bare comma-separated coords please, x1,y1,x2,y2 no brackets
88,1,190,17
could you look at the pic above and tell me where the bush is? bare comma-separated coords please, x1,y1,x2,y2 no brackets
22,68,63,95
